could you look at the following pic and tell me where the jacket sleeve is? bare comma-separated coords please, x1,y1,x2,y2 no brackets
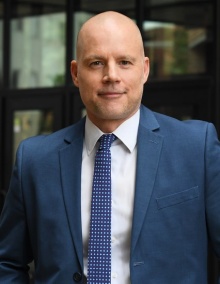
204,123,220,282
0,142,33,283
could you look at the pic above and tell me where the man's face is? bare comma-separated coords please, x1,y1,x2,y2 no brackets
71,18,149,130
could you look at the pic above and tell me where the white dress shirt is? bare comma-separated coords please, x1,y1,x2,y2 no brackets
81,109,140,283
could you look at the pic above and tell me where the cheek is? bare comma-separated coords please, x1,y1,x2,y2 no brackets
78,72,98,90
127,78,144,100
78,79,96,105
78,77,91,94
127,76,143,91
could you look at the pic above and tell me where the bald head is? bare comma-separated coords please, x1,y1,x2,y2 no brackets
70,11,149,132
76,11,144,60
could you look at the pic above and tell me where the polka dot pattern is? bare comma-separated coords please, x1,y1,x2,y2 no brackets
87,134,116,284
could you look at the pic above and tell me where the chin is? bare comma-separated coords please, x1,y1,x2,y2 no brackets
102,113,130,121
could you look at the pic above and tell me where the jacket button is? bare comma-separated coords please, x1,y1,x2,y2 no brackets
73,272,82,282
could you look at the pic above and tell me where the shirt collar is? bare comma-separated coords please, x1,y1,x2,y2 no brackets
84,109,140,155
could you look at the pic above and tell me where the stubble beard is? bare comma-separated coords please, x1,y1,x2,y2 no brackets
91,99,141,122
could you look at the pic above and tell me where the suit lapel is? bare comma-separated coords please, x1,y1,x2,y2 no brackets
58,107,163,266
131,107,163,254
59,120,85,269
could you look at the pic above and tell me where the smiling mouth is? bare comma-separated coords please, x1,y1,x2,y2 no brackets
98,92,124,100
98,90,125,96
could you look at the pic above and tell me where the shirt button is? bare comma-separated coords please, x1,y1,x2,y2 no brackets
112,272,118,278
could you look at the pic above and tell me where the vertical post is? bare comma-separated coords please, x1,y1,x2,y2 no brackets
136,0,144,35
1,0,11,201
3,0,11,89
65,0,74,87
63,0,74,126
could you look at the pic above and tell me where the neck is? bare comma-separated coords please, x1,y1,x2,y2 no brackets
86,108,139,133
92,119,124,133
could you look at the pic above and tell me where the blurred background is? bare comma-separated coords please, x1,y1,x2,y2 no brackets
0,0,220,282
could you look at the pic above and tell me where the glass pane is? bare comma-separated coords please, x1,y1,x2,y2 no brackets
80,0,135,12
13,109,54,161
0,0,3,88
146,0,207,6
143,3,213,79
10,0,66,89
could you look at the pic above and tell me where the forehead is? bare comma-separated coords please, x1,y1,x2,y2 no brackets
77,23,143,59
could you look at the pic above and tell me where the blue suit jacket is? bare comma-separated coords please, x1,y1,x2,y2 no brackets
1,105,220,283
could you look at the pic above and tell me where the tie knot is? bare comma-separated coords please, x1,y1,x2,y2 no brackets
99,134,116,150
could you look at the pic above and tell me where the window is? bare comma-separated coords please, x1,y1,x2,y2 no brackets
10,0,66,88
143,2,213,79
13,109,54,161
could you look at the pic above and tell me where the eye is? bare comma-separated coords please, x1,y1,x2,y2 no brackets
90,61,104,66
119,60,132,66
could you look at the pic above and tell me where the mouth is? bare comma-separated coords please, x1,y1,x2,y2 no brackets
98,90,126,98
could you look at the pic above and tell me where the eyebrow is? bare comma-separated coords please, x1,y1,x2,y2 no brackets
119,55,137,62
83,54,137,62
83,55,105,62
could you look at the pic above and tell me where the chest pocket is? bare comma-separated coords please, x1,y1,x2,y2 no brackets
156,186,199,210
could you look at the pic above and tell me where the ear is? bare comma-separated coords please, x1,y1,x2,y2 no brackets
70,60,79,87
143,57,150,84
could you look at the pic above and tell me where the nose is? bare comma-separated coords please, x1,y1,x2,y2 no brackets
102,63,121,83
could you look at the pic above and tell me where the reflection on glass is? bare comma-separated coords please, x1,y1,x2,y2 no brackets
146,0,203,6
143,2,213,79
13,110,54,161
144,21,207,79
0,1,3,87
80,0,135,13
146,3,212,27
10,13,66,88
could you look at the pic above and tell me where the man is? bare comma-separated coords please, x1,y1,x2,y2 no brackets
0,11,220,284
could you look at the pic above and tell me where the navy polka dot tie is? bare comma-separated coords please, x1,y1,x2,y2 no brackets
87,134,116,284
